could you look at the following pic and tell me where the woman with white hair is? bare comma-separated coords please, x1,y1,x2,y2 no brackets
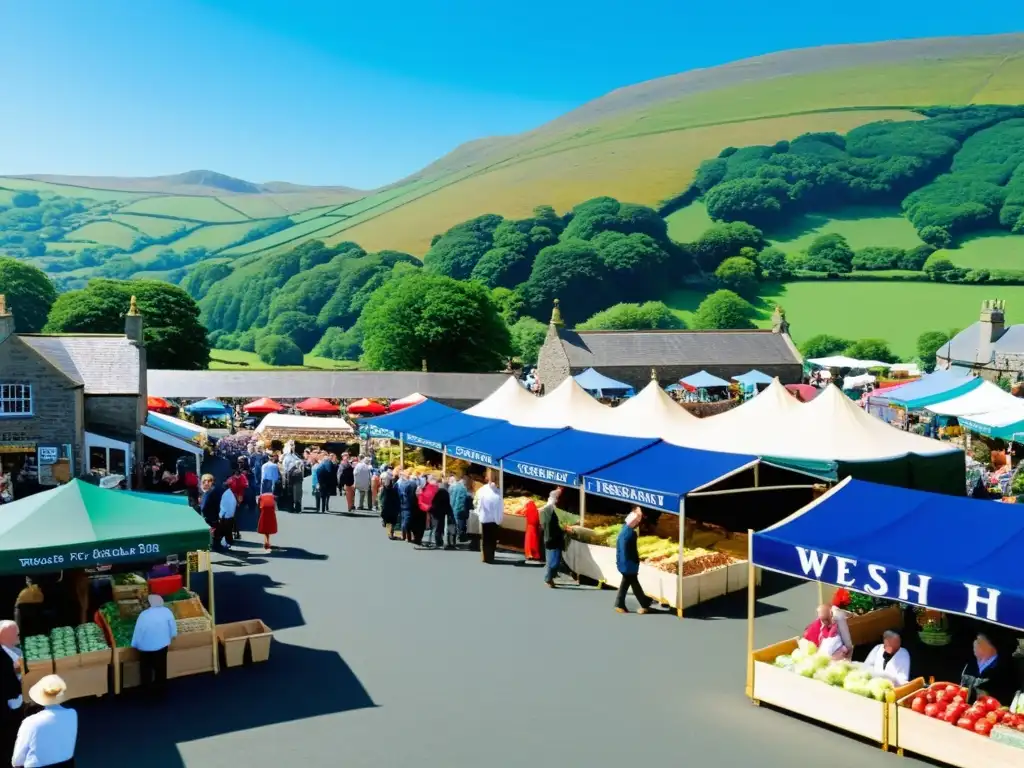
863,629,911,685
12,674,77,767
0,620,23,763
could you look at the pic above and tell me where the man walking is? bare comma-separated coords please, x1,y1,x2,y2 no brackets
540,488,565,587
131,594,177,697
260,454,281,495
199,474,225,550
285,458,305,513
615,507,654,614
353,456,372,511
396,471,418,542
447,476,470,549
314,453,336,513
338,454,355,511
217,476,237,550
476,474,503,564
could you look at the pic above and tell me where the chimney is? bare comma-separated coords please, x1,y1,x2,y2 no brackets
550,298,564,327
124,295,143,344
980,299,1006,344
771,304,790,335
421,358,428,373
0,294,14,344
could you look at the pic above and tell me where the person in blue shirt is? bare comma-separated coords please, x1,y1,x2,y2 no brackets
615,507,654,614
396,471,419,542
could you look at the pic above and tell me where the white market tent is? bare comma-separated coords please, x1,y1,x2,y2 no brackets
465,376,541,419
596,379,699,440
924,379,1024,417
679,378,803,449
841,373,876,390
508,377,621,431
254,412,354,443
807,355,892,369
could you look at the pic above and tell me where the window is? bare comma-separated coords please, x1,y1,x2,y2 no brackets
0,384,32,417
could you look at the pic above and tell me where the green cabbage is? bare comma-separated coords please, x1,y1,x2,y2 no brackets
774,654,794,668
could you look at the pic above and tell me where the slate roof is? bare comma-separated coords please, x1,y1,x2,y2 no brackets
939,323,1024,366
147,370,512,402
18,335,142,395
557,329,801,368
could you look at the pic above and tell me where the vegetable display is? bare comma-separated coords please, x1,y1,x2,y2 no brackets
75,623,110,653
23,635,51,662
49,627,77,660
100,601,137,648
576,524,741,576
906,682,1023,737
773,640,895,701
112,573,146,586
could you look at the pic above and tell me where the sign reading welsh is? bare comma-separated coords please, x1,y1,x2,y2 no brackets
583,477,678,514
446,444,496,467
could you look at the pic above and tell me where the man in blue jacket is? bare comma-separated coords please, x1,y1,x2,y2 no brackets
615,507,654,614
396,471,419,542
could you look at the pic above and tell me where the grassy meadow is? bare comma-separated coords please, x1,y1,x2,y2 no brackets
935,231,1024,270
209,348,360,371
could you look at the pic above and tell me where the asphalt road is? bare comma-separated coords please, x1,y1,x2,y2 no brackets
73,488,933,767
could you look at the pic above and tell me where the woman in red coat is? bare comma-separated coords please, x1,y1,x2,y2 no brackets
522,500,542,561
257,492,278,553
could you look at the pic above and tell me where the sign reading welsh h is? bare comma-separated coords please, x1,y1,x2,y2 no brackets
445,444,497,468
506,461,577,486
584,477,678,514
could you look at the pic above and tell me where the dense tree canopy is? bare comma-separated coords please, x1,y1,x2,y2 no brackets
268,311,321,353
800,334,851,358
360,271,510,372
577,301,684,331
509,317,547,366
687,221,764,272
843,338,898,364
916,329,954,372
521,239,609,325
423,214,503,280
181,261,233,301
470,206,563,289
714,256,759,298
44,279,210,369
802,233,854,274
256,334,304,366
0,257,56,332
691,290,755,330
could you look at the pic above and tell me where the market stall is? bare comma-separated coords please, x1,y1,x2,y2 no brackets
389,392,427,412
0,480,216,698
747,478,1024,763
362,397,460,465
254,412,354,446
141,411,208,474
573,368,635,399
346,398,387,416
466,377,541,419
244,397,285,414
295,397,340,414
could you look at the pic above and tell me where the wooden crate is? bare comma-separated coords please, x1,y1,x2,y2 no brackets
216,622,250,668
62,663,109,700
244,620,272,663
21,659,53,699
167,645,215,679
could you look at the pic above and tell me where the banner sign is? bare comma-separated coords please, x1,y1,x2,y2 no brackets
366,424,397,439
505,460,577,486
584,477,679,514
404,433,443,452
445,444,497,468
753,538,1018,628
13,539,165,573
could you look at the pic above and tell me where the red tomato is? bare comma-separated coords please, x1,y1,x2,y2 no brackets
958,716,976,730
911,697,927,713
925,703,941,718
978,696,1000,712
950,705,968,720
966,707,986,720
958,687,970,698
974,719,994,736
986,711,1001,724
951,696,965,707
936,690,952,703
1015,723,1024,733
926,691,937,703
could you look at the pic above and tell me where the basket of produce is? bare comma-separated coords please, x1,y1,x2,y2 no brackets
23,635,52,665
99,601,138,648
163,588,192,603
170,597,206,620
117,599,143,619
111,573,148,601
49,627,78,670
176,617,212,634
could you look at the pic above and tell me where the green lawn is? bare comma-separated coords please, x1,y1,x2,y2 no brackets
219,215,350,256
665,201,715,242
665,280,1024,357
0,177,144,201
765,206,924,255
112,213,201,238
62,220,140,250
935,231,1024,270
131,221,260,263
209,348,360,371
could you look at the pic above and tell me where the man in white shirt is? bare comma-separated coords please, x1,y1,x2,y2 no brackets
131,594,178,698
353,457,372,511
218,482,237,551
476,475,504,564
12,674,76,768
0,620,23,763
863,629,911,686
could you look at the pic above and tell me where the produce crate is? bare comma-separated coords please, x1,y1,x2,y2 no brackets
216,621,250,668
112,583,148,602
148,574,183,596
79,649,112,669
167,645,215,679
62,662,109,700
121,661,140,690
893,686,1024,767
244,620,272,663
21,659,53,699
53,654,79,672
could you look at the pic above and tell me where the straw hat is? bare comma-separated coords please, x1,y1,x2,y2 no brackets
28,675,67,707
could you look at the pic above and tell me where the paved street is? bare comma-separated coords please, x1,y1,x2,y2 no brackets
74,490,931,767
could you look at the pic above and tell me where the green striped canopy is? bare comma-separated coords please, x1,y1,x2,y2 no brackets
0,480,208,574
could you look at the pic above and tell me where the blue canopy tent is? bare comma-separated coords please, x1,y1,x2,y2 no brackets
502,431,659,488
362,399,459,439
733,370,774,387
444,423,567,471
680,370,731,388
583,442,757,515
402,411,504,453
665,383,684,393
751,478,1024,630
874,369,980,409
573,368,635,398
183,398,232,417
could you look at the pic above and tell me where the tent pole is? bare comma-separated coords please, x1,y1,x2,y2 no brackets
753,462,760,488
399,438,405,469
746,528,756,699
442,452,447,476
185,554,191,592
498,462,504,497
677,498,685,619
579,486,586,529
818,581,825,605
209,550,219,674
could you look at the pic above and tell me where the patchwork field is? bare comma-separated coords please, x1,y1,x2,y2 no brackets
0,176,145,200
111,214,200,238
209,348,360,371
766,206,926,254
63,220,139,250
118,195,251,222
935,231,1024,270
220,215,352,256
131,221,260,263
666,280,1024,357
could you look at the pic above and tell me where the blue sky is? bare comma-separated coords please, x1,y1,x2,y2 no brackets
0,0,1020,188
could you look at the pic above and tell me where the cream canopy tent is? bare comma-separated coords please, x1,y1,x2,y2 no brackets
677,379,803,451
508,377,621,431
255,412,355,443
808,355,892,369
465,376,538,419
592,379,699,440
924,379,1024,417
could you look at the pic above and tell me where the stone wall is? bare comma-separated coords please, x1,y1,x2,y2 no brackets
680,399,738,417
536,325,570,392
84,395,142,438
991,353,1024,381
0,336,83,475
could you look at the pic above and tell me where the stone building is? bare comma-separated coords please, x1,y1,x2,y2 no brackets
0,294,147,499
936,300,1024,381
535,300,803,391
